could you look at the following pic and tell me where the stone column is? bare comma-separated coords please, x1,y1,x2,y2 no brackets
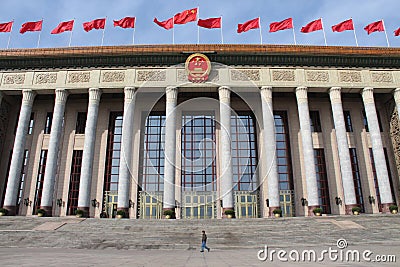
394,88,400,123
77,88,102,217
163,86,178,217
219,86,234,217
260,86,280,216
117,87,137,218
329,87,357,214
40,89,69,216
362,87,394,212
295,87,319,215
3,89,36,215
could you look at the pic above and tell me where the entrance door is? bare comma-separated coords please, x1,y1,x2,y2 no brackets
280,190,295,217
139,192,163,219
182,192,216,219
103,191,118,218
234,191,259,218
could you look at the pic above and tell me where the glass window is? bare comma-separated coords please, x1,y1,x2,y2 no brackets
314,149,331,214
310,110,322,132
33,150,48,214
28,112,35,135
67,150,83,215
349,148,364,212
44,112,53,134
75,112,87,134
343,111,353,132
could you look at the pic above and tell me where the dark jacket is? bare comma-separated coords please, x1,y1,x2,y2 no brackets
202,233,207,242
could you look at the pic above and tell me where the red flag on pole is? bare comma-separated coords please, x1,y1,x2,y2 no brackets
269,18,293,32
198,17,221,29
51,20,74,34
237,18,260,33
174,8,198,24
0,21,13,33
154,17,174,30
113,17,135,28
395,28,400,36
364,20,384,35
301,19,323,33
20,20,43,34
332,19,354,32
83,18,106,32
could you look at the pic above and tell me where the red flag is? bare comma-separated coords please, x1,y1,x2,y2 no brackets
174,8,198,24
20,20,43,34
83,18,106,32
364,20,384,35
237,18,260,33
301,19,323,33
332,19,354,32
154,17,174,30
197,17,221,29
395,28,400,37
269,18,293,32
51,20,74,34
0,21,13,33
113,17,135,29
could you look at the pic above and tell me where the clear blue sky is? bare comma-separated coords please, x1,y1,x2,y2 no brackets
0,0,399,48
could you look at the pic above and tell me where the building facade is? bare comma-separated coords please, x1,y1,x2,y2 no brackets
0,44,399,218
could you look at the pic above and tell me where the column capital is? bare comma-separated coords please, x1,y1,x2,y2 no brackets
260,86,273,103
55,89,69,104
22,89,36,106
88,88,102,103
361,87,374,105
393,88,400,104
218,86,231,102
329,87,342,104
166,86,178,103
295,86,308,104
124,87,137,104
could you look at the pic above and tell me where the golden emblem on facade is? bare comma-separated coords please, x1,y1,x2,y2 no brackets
185,53,211,83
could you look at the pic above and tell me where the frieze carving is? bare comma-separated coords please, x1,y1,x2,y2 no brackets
68,72,90,83
371,72,393,83
272,70,295,81
306,71,329,82
137,70,166,82
102,71,125,83
34,73,57,84
3,74,25,85
231,69,260,81
178,69,219,82
339,71,362,83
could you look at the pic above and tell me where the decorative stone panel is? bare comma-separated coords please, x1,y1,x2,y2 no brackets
34,73,57,84
177,69,219,82
137,70,166,82
339,71,362,83
230,69,260,81
3,74,25,85
272,70,295,81
101,71,125,83
306,71,329,82
67,72,90,83
371,72,393,83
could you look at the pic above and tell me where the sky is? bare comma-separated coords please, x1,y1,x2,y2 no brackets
0,0,399,49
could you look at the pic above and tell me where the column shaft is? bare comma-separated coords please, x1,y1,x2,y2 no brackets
3,89,36,215
219,86,234,215
40,89,68,216
295,87,319,214
163,87,178,213
329,87,357,214
394,88,400,123
362,87,393,212
260,86,280,216
77,88,102,216
117,87,136,217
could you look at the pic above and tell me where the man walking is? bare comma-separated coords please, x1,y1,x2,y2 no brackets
200,230,210,252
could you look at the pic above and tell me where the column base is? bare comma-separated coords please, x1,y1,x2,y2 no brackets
381,203,395,214
2,206,17,216
307,205,321,216
267,206,281,217
40,206,53,217
117,207,129,218
77,206,90,218
222,207,235,218
345,204,359,215
162,208,176,219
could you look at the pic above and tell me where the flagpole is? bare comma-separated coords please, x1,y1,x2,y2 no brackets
320,18,327,46
69,18,75,47
220,16,224,44
172,17,175,45
37,19,43,48
101,17,107,46
197,6,200,44
7,20,14,49
259,17,263,45
292,22,297,45
382,19,390,47
351,18,359,47
133,27,136,45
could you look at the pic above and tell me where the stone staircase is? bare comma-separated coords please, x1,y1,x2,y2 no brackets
0,215,399,250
